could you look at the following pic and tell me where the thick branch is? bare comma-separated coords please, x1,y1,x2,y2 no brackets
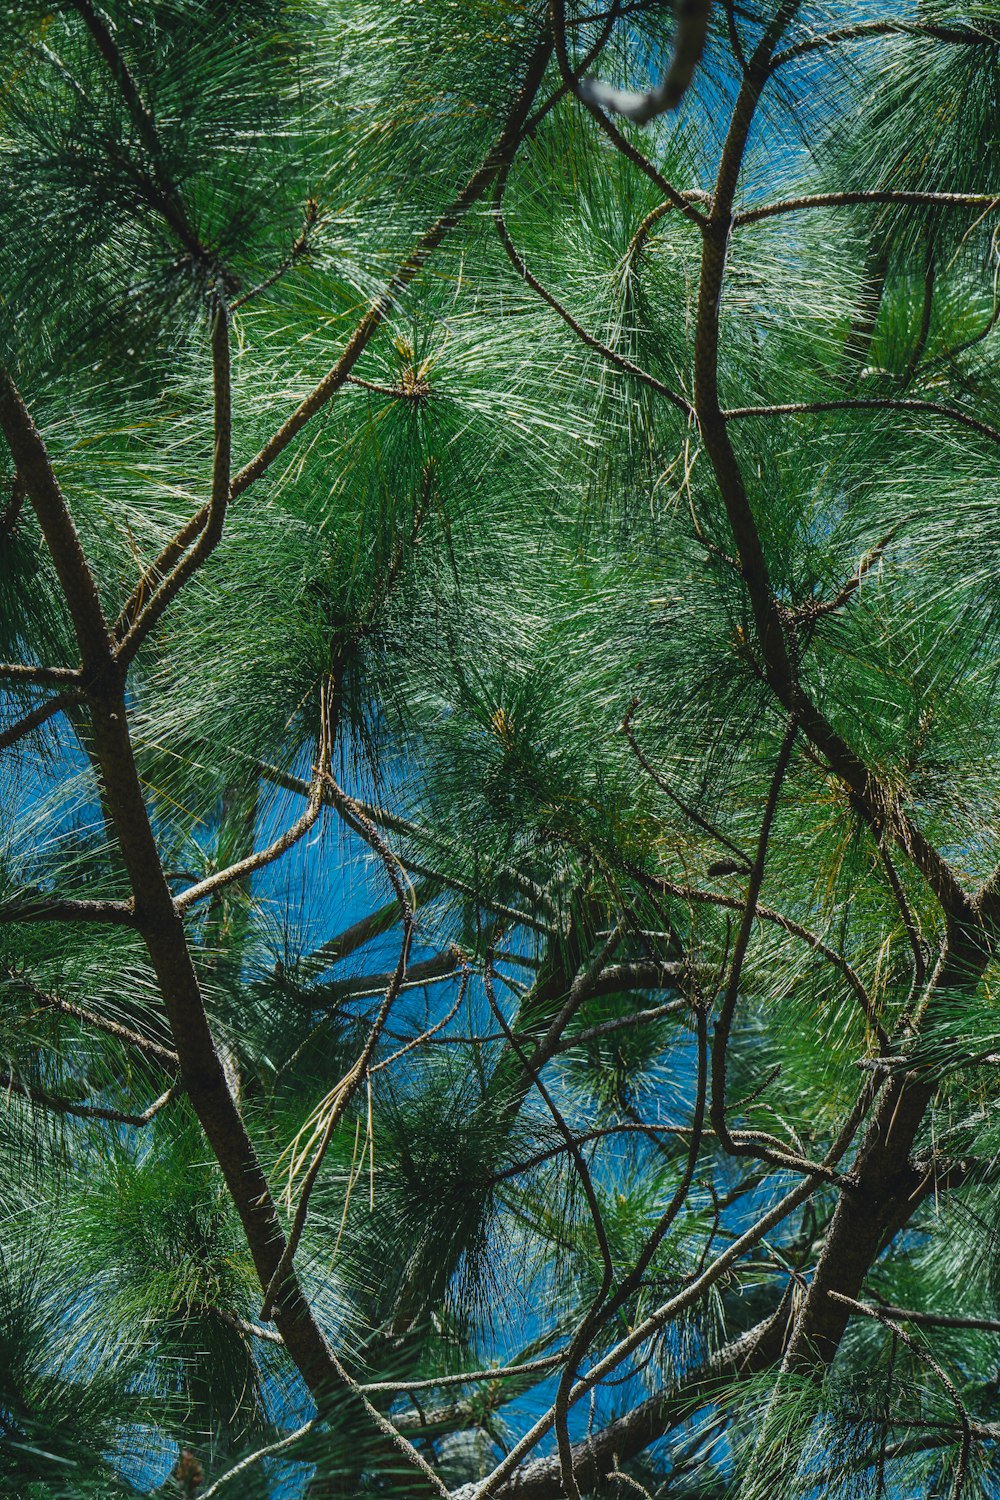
0,898,136,926
0,662,79,687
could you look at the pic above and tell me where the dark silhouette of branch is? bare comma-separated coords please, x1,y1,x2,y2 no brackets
0,689,83,751
259,773,418,1322
0,1071,177,1127
72,0,218,272
483,956,614,1500
117,295,232,662
771,19,997,71
707,718,842,1183
622,697,750,864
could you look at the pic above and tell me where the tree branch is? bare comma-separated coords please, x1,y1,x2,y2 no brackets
260,774,418,1321
827,1293,973,1500
724,398,1000,452
117,295,232,662
0,1071,177,1127
0,898,136,926
549,0,709,229
0,662,79,687
176,684,332,912
0,689,82,752
5,967,177,1068
770,20,997,71
493,171,693,415
736,189,1000,227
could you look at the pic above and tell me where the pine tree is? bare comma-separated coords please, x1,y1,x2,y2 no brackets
4,1,1000,1495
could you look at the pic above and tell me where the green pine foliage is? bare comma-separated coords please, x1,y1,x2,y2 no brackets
5,1,1000,1496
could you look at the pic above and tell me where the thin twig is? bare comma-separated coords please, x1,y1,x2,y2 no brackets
549,0,709,229
483,956,614,1500
6,968,177,1068
828,1293,973,1500
231,197,320,310
360,1353,565,1394
198,1422,316,1500
176,678,334,912
771,19,996,70
117,294,232,662
259,772,416,1321
493,172,693,416
794,531,895,624
371,954,470,1073
622,697,750,865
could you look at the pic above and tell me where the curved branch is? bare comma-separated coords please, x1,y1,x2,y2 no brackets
117,296,232,663
260,773,417,1322
370,955,469,1074
257,759,557,934
578,0,713,123
0,1072,177,1127
631,867,889,1050
622,697,749,864
771,20,997,71
493,173,692,414
198,1422,315,1500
